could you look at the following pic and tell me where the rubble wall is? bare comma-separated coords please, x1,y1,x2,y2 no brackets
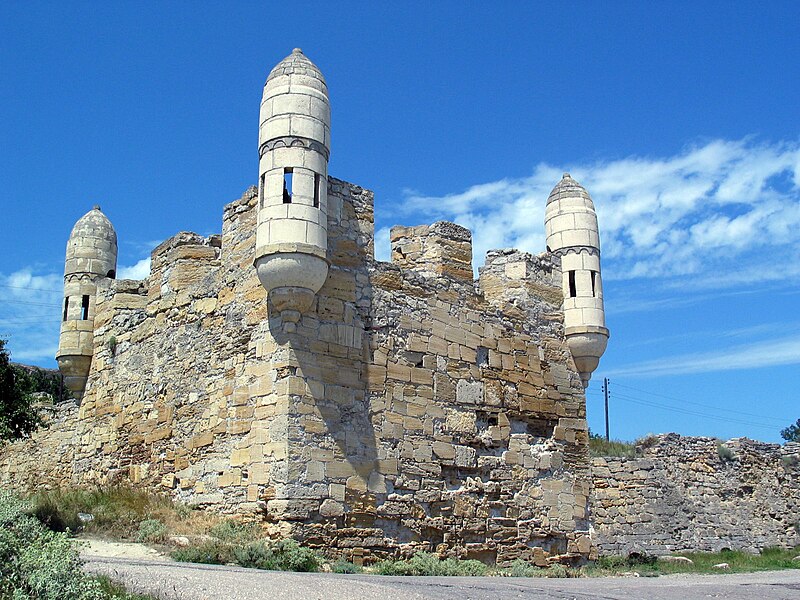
0,177,592,565
591,434,800,555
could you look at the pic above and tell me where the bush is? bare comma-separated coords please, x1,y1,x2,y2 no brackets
0,491,106,600
546,563,570,578
331,558,362,574
173,538,321,572
717,443,735,462
232,539,320,572
171,540,231,565
135,519,166,543
208,518,260,543
375,551,487,576
508,559,540,577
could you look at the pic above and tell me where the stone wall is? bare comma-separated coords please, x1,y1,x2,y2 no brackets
0,176,593,566
591,434,800,555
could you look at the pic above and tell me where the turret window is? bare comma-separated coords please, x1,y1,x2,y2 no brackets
81,295,90,320
568,271,577,298
259,173,265,208
591,270,597,297
313,173,321,208
283,168,293,204
63,297,69,321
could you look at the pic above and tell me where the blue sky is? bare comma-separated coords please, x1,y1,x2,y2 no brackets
1,2,798,443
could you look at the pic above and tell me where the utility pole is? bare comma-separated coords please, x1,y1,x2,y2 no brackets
602,377,610,441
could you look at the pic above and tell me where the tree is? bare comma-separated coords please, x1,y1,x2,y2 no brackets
0,339,42,441
781,419,800,443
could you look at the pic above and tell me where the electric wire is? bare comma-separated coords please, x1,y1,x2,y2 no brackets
610,381,787,424
587,389,780,431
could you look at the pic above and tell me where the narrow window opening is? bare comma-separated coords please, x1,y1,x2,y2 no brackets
313,173,320,208
259,173,265,207
81,295,90,320
568,271,577,298
106,269,116,279
63,297,69,322
283,168,293,204
590,271,597,297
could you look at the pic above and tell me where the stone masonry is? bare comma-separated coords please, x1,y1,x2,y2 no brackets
592,434,800,555
0,177,594,565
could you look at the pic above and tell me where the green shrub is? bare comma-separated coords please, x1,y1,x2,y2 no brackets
135,519,166,543
170,540,231,565
375,551,487,576
208,518,260,543
717,443,735,462
508,559,540,577
231,539,320,572
0,491,107,600
546,563,570,578
331,558,362,574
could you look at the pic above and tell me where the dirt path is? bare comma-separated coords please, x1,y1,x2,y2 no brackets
77,536,168,561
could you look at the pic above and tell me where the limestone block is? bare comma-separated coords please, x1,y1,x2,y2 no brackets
456,380,483,405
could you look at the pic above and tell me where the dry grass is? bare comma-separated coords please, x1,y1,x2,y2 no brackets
29,486,224,540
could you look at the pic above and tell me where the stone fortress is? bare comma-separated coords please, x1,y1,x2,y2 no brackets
1,49,797,564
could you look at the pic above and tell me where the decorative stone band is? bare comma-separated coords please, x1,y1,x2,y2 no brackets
259,136,330,160
64,272,108,283
565,324,609,337
253,242,330,264
551,246,600,258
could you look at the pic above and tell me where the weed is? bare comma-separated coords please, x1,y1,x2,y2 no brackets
717,443,735,462
374,551,487,576
208,518,260,543
588,434,638,458
93,576,160,600
170,540,231,565
507,559,540,577
331,559,362,574
135,519,166,543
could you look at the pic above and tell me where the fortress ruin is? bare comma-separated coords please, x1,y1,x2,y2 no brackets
3,49,795,564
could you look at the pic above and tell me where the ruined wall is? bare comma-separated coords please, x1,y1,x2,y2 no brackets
0,177,592,565
591,434,800,555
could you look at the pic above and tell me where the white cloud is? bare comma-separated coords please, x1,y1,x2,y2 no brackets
117,258,151,280
606,334,800,378
384,138,800,289
0,268,63,367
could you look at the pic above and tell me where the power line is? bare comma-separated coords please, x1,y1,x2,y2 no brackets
0,284,62,293
602,390,779,431
3,299,61,308
611,381,788,424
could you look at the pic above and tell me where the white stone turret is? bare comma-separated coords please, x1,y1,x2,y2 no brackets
545,174,609,388
254,48,331,321
56,205,117,401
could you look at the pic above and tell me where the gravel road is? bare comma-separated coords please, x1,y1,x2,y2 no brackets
84,556,800,600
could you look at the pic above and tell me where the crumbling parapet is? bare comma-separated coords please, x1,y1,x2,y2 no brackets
390,221,473,282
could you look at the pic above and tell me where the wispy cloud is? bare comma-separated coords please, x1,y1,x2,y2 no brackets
381,138,800,290
606,334,800,378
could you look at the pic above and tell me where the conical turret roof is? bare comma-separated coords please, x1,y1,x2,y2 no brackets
69,205,117,244
546,173,594,207
266,48,327,87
